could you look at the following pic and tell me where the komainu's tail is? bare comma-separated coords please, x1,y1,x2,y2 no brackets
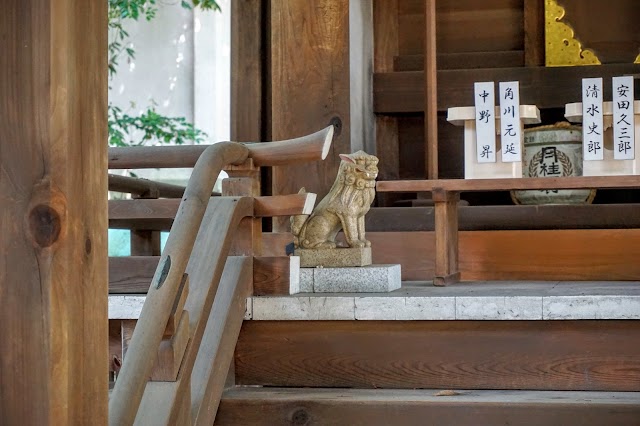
290,188,310,247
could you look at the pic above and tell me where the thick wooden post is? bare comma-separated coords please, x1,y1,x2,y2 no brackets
269,1,351,231
0,1,108,424
432,188,461,286
424,0,439,179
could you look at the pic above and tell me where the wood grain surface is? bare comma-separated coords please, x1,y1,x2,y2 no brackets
109,256,159,293
231,0,263,143
397,0,524,55
253,257,296,296
373,64,640,113
368,229,640,281
217,388,640,426
269,1,350,231
0,1,108,423
235,321,640,391
377,175,640,192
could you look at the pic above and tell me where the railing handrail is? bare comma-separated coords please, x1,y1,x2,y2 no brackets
108,126,334,425
108,125,334,169
108,142,249,425
108,173,217,199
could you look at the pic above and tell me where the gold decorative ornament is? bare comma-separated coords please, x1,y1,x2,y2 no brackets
545,0,601,66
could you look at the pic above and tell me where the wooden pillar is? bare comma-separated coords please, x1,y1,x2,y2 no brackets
373,0,401,207
231,0,264,143
0,1,108,424
524,0,545,66
269,0,351,231
424,0,438,179
432,188,461,286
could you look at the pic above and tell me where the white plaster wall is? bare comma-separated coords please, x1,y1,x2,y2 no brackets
108,1,231,186
109,5,196,133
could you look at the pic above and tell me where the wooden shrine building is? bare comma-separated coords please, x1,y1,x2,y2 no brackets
2,1,640,424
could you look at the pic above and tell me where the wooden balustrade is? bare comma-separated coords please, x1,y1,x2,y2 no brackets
108,126,334,425
377,175,640,285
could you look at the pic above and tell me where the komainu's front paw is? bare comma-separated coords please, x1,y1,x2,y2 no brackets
315,241,337,249
364,239,371,247
350,240,367,248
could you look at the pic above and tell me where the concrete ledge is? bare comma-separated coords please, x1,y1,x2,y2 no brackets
108,281,640,321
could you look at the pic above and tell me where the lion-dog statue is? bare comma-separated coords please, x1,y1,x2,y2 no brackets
291,151,378,250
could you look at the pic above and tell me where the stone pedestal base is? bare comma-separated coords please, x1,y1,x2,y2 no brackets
299,264,401,293
295,247,372,268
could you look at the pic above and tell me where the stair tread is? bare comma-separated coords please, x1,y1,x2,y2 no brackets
223,387,640,405
109,281,640,320
248,281,640,321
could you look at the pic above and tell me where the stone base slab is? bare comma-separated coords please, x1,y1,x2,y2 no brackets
300,264,401,293
295,247,372,268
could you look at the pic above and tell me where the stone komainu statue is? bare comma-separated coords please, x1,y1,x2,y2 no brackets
291,150,378,249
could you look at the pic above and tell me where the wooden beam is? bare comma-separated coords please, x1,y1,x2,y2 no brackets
367,229,640,281
235,321,640,391
218,388,640,426
109,256,159,294
394,51,525,71
373,64,640,113
253,193,316,217
253,256,299,296
365,205,640,232
0,1,107,423
108,174,191,198
377,175,640,192
269,1,351,231
108,194,318,231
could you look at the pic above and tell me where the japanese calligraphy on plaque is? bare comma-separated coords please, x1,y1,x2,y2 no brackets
474,82,496,163
499,81,521,162
582,78,604,161
612,76,635,160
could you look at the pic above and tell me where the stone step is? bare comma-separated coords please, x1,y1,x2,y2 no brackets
109,281,640,321
216,388,640,426
247,281,640,321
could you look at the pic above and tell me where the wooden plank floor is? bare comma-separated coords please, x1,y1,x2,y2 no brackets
216,388,640,426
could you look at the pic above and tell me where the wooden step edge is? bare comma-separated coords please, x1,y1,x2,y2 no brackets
216,388,640,425
222,387,640,405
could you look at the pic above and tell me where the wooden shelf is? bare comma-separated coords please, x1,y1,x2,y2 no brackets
373,63,640,113
377,175,640,193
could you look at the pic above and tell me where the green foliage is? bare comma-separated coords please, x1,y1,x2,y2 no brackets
109,104,207,146
108,0,220,146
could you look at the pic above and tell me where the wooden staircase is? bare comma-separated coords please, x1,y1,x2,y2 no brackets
212,282,640,425
106,127,640,424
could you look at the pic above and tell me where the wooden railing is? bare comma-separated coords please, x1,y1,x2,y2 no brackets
108,126,333,425
377,175,640,286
